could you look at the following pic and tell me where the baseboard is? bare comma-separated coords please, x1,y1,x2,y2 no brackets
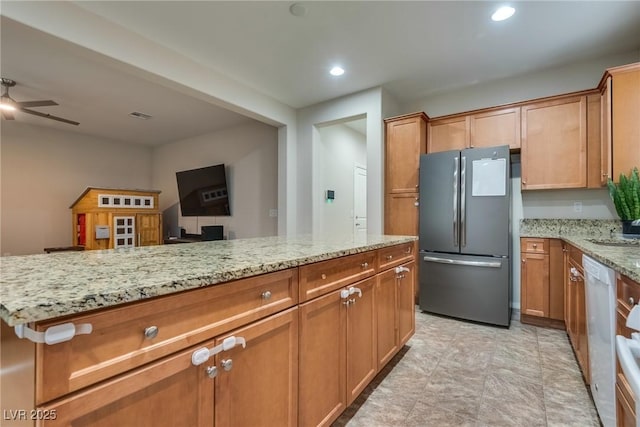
520,314,566,330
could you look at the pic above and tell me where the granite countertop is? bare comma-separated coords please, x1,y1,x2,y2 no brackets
520,219,639,282
0,234,417,327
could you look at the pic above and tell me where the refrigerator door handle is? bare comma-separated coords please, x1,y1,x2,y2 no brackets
422,255,502,268
460,156,466,248
453,156,459,247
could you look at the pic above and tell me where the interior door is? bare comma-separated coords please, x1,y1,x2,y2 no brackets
419,150,459,253
353,165,367,238
460,145,510,256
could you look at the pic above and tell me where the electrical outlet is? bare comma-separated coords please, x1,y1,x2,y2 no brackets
573,201,583,213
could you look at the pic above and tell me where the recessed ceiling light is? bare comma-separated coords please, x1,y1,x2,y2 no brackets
289,3,307,17
330,66,345,76
491,6,515,21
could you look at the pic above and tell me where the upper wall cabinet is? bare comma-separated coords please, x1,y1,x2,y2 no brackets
521,95,587,190
384,113,428,193
600,62,640,182
427,107,521,153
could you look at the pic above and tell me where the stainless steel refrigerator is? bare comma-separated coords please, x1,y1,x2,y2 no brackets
418,145,511,327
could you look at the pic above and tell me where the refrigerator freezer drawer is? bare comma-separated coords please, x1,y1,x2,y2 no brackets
419,253,510,327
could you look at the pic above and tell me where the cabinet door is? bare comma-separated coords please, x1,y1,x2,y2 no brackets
214,308,298,427
384,192,419,236
299,290,346,427
548,239,565,321
376,268,398,369
521,96,587,189
611,66,640,181
136,213,162,246
398,261,416,347
586,93,603,188
39,340,214,427
470,107,521,149
520,252,549,317
427,116,469,153
601,77,613,184
385,114,427,193
346,278,377,405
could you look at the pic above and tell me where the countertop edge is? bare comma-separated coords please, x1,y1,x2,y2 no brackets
1,236,417,327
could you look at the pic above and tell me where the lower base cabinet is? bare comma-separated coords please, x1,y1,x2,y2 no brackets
40,307,298,427
298,277,377,427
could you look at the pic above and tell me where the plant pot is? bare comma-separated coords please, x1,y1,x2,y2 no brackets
622,220,640,238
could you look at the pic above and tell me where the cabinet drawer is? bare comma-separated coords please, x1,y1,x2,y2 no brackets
377,242,415,271
35,268,298,404
618,273,640,312
521,238,548,253
299,251,376,302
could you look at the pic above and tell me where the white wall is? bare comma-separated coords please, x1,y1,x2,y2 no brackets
151,121,278,239
405,50,640,117
0,122,152,255
297,87,384,234
3,2,299,236
316,123,367,237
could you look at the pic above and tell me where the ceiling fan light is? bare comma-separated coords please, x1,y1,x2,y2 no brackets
0,98,16,111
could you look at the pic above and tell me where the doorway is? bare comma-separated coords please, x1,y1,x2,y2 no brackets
316,116,367,238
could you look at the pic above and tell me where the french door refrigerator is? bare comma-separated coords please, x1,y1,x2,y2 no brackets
418,145,511,327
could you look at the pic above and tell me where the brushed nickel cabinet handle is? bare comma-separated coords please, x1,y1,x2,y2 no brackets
629,297,635,306
144,326,159,340
261,291,272,300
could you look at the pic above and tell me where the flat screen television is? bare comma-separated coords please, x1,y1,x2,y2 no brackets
176,164,230,216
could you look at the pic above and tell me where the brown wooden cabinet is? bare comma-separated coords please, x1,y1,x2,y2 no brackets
376,260,415,370
520,238,565,329
427,107,521,153
565,244,590,384
521,95,587,190
1,243,417,427
384,113,427,236
214,308,298,427
600,62,640,182
298,276,378,426
427,115,469,153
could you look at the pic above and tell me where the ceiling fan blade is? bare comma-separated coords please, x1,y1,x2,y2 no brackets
20,107,79,125
1,109,15,120
17,100,58,108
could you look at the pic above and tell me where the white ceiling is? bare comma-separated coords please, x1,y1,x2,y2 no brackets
1,1,639,146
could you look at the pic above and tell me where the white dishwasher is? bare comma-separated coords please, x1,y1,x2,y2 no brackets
583,254,617,427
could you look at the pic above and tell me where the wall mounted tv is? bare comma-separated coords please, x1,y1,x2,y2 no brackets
176,164,230,216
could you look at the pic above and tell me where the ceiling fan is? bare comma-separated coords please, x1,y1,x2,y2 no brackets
0,78,79,125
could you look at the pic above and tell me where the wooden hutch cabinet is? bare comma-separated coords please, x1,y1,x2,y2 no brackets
70,187,162,250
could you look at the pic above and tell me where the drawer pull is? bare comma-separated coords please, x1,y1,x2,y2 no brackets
321,274,327,280
206,366,218,379
361,262,369,269
386,255,393,260
14,322,93,345
630,297,635,306
261,290,272,300
405,247,412,254
532,244,537,249
191,335,246,366
144,326,159,340
221,359,233,372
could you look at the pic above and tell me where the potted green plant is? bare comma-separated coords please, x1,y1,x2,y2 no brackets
607,167,640,237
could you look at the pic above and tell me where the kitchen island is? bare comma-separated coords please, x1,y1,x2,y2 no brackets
1,234,417,427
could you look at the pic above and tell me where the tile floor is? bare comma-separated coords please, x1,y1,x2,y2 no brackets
333,309,601,427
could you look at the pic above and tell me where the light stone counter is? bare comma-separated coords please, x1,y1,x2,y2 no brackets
0,234,416,326
520,219,639,282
